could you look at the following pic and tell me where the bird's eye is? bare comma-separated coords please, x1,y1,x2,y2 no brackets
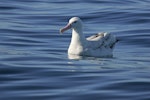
74,21,77,23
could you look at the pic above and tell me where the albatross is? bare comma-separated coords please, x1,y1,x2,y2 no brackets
60,17,118,57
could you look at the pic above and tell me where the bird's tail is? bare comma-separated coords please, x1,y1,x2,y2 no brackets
103,32,117,49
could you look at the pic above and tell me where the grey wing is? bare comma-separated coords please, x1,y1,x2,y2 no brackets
86,32,117,49
86,32,105,41
86,32,106,49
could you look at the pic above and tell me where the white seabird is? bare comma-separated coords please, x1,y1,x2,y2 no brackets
60,17,118,57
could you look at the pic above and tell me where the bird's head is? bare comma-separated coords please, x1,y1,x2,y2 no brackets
60,17,83,33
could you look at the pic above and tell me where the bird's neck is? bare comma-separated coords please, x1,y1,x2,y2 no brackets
68,28,86,55
70,28,86,46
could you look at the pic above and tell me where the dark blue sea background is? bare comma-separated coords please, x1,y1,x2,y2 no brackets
0,0,150,100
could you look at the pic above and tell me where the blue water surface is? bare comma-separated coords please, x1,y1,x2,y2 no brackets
0,0,150,100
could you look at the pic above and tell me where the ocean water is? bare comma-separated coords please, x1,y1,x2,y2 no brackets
0,0,150,100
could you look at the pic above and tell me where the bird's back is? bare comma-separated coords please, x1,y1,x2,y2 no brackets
84,32,117,57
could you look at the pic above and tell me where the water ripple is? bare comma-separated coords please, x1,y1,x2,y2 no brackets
0,0,150,100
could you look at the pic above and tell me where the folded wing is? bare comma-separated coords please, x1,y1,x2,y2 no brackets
86,32,117,49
